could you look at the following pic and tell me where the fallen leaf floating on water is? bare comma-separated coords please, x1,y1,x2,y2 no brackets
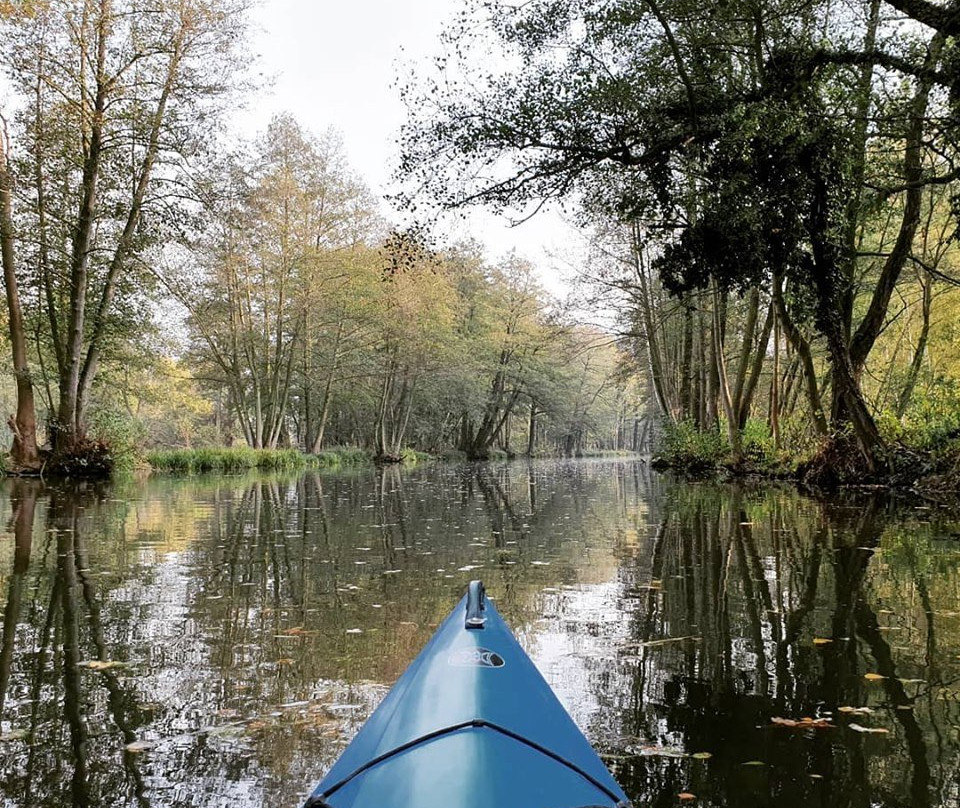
848,723,890,734
124,740,153,753
678,793,697,802
838,706,874,715
691,752,712,760
771,716,833,729
864,673,886,681
82,660,128,671
812,638,833,645
625,744,687,758
741,761,766,766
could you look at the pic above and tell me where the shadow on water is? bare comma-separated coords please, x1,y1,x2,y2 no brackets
0,462,957,806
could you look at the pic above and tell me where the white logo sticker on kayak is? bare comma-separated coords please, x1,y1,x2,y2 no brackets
447,647,505,668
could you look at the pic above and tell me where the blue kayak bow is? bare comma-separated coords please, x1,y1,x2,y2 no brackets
304,580,631,808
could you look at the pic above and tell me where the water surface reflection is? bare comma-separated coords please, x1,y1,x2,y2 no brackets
0,462,957,807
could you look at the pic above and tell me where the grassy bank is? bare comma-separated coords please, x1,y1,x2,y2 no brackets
651,418,960,495
146,446,372,474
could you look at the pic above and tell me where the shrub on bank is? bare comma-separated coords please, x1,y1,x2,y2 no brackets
877,380,960,451
46,438,115,478
652,418,805,476
400,448,433,464
655,420,728,471
87,409,143,473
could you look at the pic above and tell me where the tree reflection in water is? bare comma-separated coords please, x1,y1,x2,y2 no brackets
0,463,956,807
604,484,959,808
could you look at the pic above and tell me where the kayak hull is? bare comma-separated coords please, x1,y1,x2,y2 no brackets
305,582,630,808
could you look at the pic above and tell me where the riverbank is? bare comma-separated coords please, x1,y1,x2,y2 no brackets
652,425,960,501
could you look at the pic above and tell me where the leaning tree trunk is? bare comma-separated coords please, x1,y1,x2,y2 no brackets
772,277,828,435
711,283,743,463
0,117,40,469
824,314,885,472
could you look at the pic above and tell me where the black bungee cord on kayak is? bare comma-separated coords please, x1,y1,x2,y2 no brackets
307,718,628,806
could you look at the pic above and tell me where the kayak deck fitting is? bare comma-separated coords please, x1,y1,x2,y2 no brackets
304,580,631,808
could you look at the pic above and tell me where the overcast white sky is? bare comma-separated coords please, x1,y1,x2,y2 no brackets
236,0,584,293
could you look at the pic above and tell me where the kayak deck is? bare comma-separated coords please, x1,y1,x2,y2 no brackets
305,581,630,808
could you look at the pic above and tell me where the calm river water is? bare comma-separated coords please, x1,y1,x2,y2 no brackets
0,459,958,807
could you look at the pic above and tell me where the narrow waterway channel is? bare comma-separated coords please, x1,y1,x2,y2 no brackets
0,459,958,807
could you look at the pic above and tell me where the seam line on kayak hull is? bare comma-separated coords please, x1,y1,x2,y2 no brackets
308,718,629,807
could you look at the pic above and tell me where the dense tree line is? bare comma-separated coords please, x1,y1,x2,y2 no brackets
0,2,638,468
0,0,250,468
399,0,960,477
11,0,960,474
167,116,638,458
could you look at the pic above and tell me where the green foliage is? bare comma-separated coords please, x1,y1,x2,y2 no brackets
87,409,144,473
314,447,373,467
48,439,114,478
146,447,375,474
399,448,433,464
883,376,960,450
654,419,806,475
741,419,775,462
148,448,302,474
656,420,728,471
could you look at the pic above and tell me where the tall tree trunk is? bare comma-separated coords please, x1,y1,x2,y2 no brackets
773,277,828,435
0,116,41,469
712,282,742,462
76,30,186,423
737,297,775,429
526,399,537,456
732,287,761,417
839,0,881,336
56,1,110,451
824,311,885,471
631,224,676,422
849,31,945,373
771,315,781,450
679,298,693,419
311,321,343,453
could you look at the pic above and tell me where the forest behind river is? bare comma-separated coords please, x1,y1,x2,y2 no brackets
0,0,958,487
